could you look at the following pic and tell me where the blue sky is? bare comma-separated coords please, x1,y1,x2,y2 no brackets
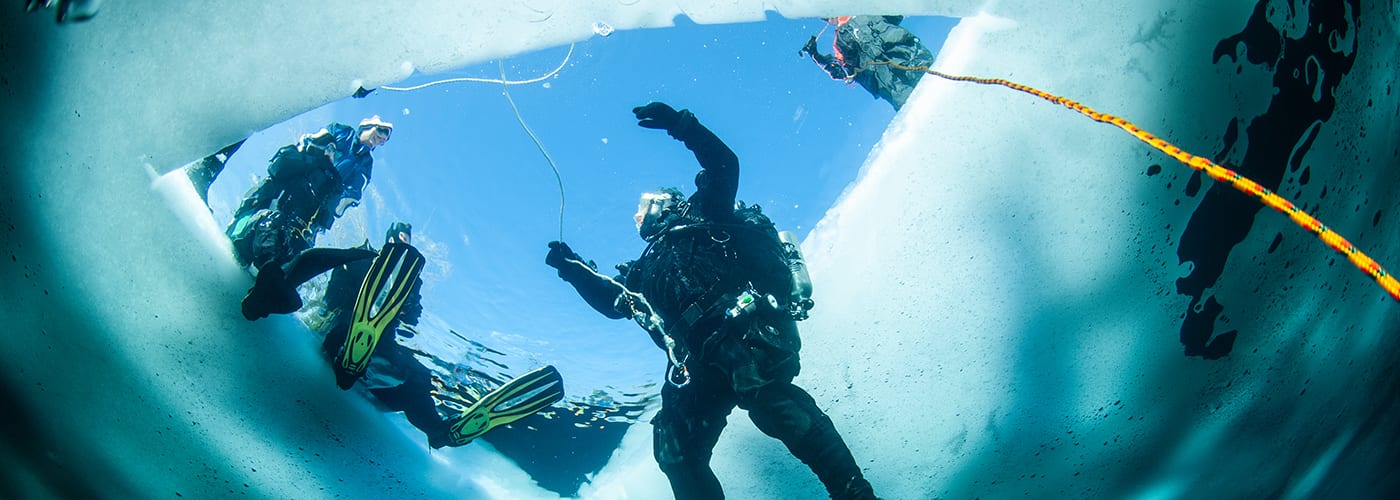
207,14,958,397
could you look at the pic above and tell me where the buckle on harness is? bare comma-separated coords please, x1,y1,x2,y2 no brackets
682,302,704,327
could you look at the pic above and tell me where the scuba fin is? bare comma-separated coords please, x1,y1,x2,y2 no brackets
446,365,565,446
334,242,426,390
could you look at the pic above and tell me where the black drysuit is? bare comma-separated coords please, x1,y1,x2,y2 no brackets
227,146,346,269
227,123,374,270
317,249,445,443
549,104,876,500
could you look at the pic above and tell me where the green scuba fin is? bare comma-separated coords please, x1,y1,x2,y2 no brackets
334,242,426,389
446,365,565,446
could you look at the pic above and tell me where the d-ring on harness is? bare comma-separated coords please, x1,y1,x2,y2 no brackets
619,289,691,388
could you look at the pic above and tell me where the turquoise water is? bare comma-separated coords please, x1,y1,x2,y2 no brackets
2,2,1398,498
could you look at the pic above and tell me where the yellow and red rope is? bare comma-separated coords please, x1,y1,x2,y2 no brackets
874,61,1399,301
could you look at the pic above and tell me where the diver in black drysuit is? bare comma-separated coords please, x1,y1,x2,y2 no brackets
316,234,448,447
242,222,449,447
546,102,877,500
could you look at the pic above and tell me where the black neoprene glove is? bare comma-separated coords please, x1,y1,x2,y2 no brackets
547,241,599,282
633,102,682,130
800,35,819,57
634,102,699,141
545,241,577,270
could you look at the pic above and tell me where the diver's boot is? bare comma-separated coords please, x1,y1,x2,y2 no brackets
422,416,453,449
427,427,451,449
241,264,301,320
802,437,877,500
375,378,453,449
782,412,877,500
832,476,878,500
320,323,353,363
745,382,877,499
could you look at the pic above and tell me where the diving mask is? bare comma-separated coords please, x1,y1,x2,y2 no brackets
636,191,679,240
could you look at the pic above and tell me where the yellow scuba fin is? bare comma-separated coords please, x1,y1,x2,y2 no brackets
447,365,565,446
334,242,426,389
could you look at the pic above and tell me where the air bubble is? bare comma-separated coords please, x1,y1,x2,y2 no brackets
592,22,614,37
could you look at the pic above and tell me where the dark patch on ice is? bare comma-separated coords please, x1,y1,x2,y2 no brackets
1175,0,1358,359
1180,296,1237,359
1291,125,1322,175
1185,171,1203,197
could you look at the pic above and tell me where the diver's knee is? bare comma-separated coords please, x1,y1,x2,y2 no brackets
652,418,685,467
743,383,815,422
651,411,720,470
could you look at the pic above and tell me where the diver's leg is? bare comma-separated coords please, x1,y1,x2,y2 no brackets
718,325,875,500
241,260,297,320
243,243,351,321
652,363,735,500
742,382,875,500
321,322,348,361
368,352,447,446
280,247,376,288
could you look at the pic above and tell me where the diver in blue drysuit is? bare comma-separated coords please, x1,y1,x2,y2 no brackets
226,116,391,270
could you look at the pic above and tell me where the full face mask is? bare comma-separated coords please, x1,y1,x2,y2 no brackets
636,192,678,240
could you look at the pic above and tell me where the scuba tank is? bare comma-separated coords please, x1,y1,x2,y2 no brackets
777,231,815,320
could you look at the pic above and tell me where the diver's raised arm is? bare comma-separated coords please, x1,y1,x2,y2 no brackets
633,102,739,220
